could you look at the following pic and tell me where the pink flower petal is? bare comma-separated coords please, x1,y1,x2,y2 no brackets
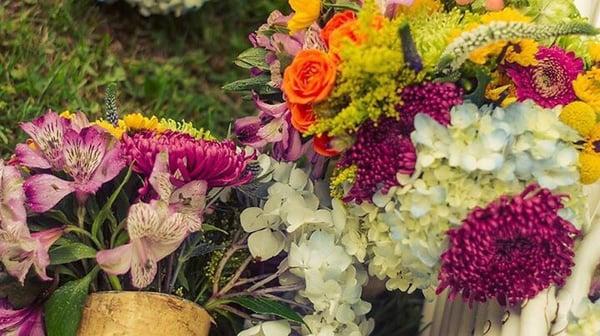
14,144,51,170
24,175,75,213
97,243,134,276
0,161,28,236
149,151,174,201
0,238,36,284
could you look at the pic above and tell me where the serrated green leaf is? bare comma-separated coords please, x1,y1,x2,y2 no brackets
235,48,269,71
231,297,306,327
49,242,97,265
44,268,98,336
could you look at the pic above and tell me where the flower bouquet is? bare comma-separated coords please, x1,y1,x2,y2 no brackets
0,86,319,335
226,0,600,334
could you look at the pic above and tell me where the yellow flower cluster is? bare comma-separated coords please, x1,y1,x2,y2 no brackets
395,0,441,15
559,102,597,136
559,101,600,185
308,2,425,137
330,165,357,199
574,68,600,111
589,41,600,64
92,113,213,140
453,8,539,66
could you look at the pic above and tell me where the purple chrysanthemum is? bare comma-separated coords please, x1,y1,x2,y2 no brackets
121,131,254,190
337,117,416,203
438,185,579,306
397,82,464,133
506,46,583,108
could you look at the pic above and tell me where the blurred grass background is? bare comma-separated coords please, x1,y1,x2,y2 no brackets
0,0,286,156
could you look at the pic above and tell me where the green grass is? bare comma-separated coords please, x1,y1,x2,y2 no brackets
0,0,286,156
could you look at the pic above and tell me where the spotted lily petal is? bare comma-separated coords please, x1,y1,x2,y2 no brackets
96,243,134,276
18,111,69,170
120,202,187,288
0,161,28,237
24,175,75,213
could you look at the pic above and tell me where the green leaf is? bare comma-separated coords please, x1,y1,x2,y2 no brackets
44,268,98,336
234,48,269,71
91,166,132,240
222,75,280,95
202,224,229,235
49,242,97,265
231,297,306,326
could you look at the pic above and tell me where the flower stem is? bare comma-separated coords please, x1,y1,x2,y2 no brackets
323,2,361,11
65,226,103,250
108,275,122,291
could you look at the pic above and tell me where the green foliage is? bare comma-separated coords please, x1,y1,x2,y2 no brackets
44,268,98,336
0,0,286,157
231,297,307,327
49,240,98,265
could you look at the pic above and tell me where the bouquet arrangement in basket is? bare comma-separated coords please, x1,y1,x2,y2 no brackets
0,86,316,336
227,0,600,335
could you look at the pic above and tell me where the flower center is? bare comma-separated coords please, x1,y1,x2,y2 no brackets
495,237,532,258
532,62,567,98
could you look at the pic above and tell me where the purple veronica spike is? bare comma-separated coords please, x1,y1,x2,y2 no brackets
0,300,45,336
24,126,125,213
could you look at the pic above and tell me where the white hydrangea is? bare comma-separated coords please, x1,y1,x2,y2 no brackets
567,300,600,336
122,0,209,16
350,101,585,297
239,155,373,336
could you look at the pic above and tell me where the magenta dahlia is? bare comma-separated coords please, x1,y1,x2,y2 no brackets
337,117,416,203
505,46,583,108
437,185,579,306
397,82,463,132
121,131,254,190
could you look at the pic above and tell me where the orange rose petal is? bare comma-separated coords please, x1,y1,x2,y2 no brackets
282,50,337,105
290,104,316,133
313,134,340,157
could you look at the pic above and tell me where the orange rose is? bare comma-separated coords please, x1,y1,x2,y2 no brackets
328,21,364,61
328,16,384,62
321,10,357,47
282,50,337,105
313,134,340,157
290,104,316,133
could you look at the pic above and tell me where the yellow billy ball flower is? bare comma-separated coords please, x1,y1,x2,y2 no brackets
588,42,600,64
579,152,600,184
574,68,600,111
288,0,321,33
559,101,597,137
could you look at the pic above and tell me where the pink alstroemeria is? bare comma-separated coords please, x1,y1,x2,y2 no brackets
250,11,307,87
149,151,207,232
24,126,125,213
14,111,71,170
96,202,187,288
0,160,62,284
0,300,45,336
234,95,302,162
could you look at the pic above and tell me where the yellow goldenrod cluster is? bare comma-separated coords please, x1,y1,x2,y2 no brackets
307,2,424,137
330,165,357,199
